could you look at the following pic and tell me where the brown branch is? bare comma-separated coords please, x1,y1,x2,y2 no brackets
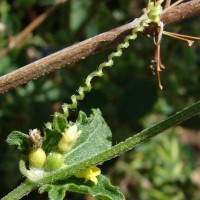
0,0,200,94
0,7,55,59
0,0,68,59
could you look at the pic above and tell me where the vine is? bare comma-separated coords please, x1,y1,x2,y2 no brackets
62,0,163,117
62,0,200,115
3,1,200,200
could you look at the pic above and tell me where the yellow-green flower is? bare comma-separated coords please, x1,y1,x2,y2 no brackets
75,166,101,185
58,125,81,153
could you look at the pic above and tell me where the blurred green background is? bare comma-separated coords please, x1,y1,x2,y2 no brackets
0,0,200,199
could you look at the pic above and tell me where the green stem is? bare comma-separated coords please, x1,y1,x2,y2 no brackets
40,100,200,183
3,100,200,199
2,180,37,200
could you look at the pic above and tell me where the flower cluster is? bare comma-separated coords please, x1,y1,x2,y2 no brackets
28,124,101,184
28,125,81,171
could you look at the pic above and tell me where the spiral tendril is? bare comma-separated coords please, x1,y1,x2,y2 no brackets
148,2,163,23
62,1,163,117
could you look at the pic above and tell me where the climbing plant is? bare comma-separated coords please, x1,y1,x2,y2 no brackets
1,0,200,199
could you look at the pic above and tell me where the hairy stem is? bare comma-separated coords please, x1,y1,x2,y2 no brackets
2,180,36,200
3,100,200,200
40,100,200,183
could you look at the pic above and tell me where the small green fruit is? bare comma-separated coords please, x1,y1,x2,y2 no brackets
44,152,64,171
29,148,46,169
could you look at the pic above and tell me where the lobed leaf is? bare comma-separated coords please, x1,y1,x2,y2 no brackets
64,109,112,165
6,131,29,154
39,175,125,200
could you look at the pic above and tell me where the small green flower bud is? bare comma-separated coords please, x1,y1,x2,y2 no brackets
44,152,64,171
29,148,46,169
58,125,81,153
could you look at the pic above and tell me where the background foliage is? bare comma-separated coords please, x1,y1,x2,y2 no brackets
0,0,200,199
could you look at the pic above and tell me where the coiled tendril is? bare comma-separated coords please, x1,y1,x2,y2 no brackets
62,1,163,117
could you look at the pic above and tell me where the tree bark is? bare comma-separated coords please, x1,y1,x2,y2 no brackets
0,0,200,94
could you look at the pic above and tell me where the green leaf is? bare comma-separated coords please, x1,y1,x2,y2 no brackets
39,175,125,200
42,113,67,153
64,109,112,165
52,113,68,132
42,128,62,153
6,131,29,154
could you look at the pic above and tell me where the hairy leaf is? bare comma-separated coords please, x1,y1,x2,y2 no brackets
42,128,62,153
64,109,112,165
52,113,68,132
42,114,67,153
6,131,29,154
39,175,125,200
